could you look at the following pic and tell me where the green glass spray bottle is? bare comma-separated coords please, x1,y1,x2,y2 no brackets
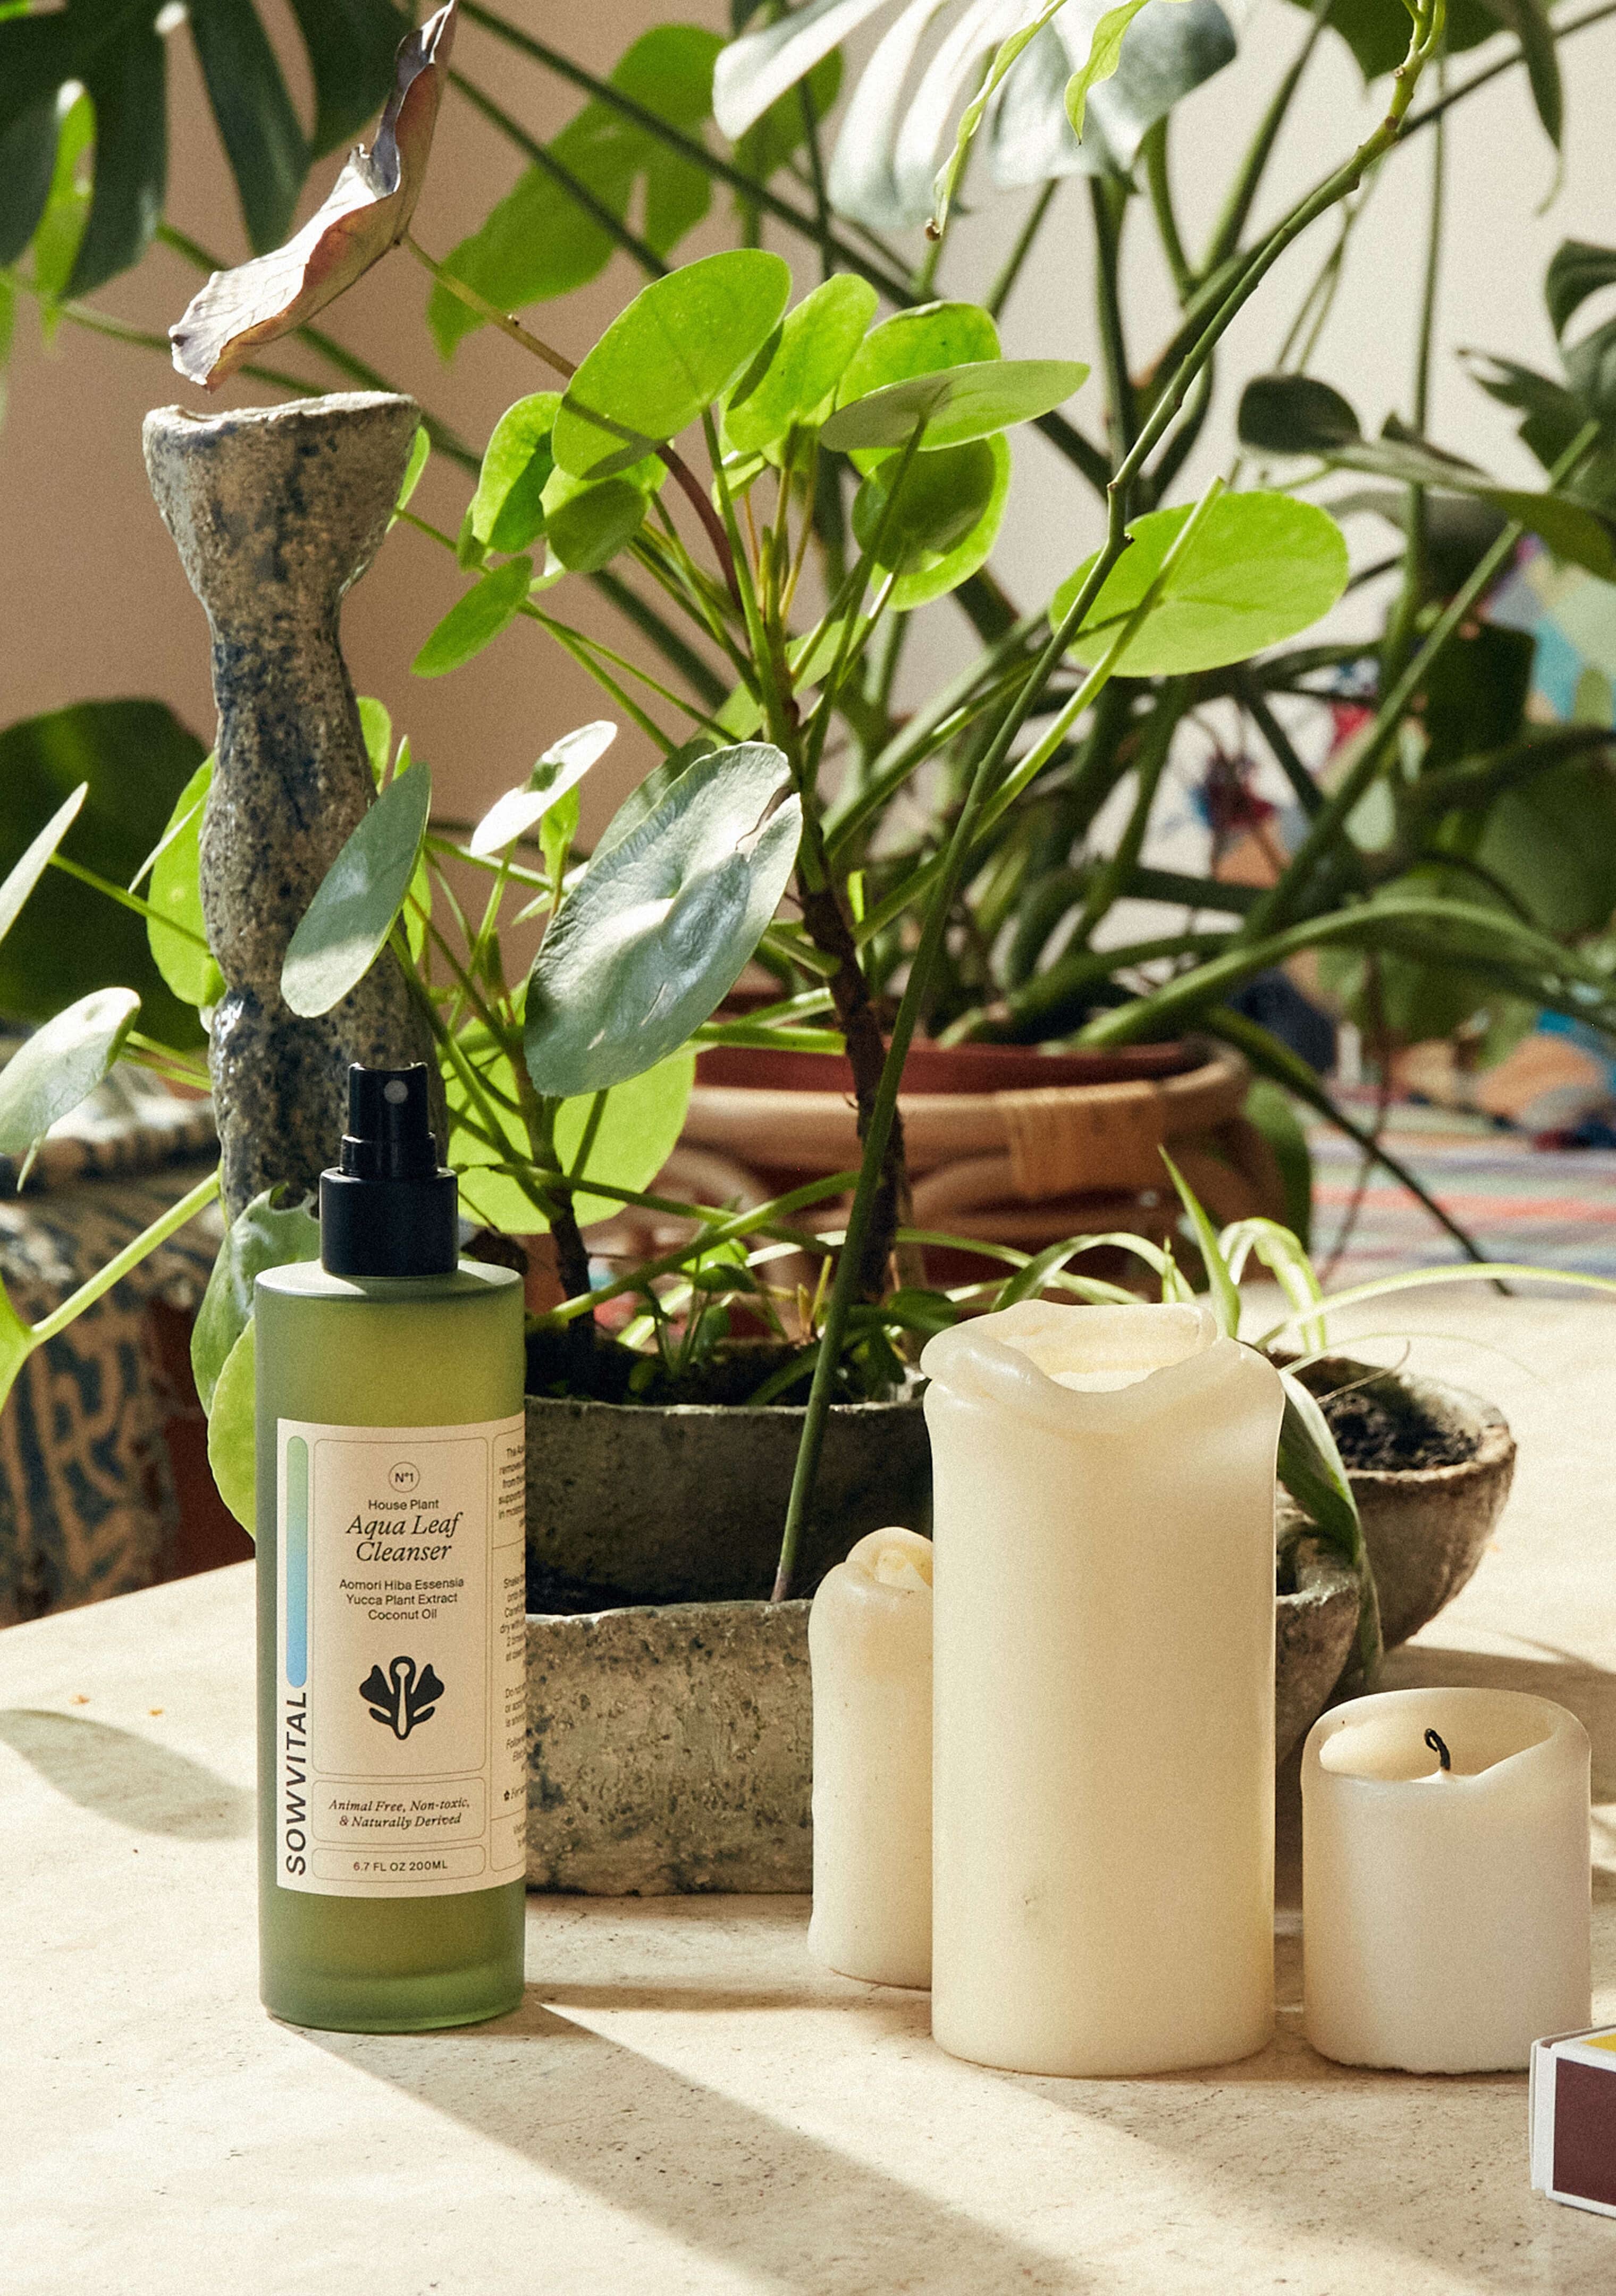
255,1063,526,2031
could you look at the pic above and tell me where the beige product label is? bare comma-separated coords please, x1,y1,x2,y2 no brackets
275,1415,526,1897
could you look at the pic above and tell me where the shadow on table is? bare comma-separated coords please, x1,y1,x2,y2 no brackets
0,1706,251,1839
315,1986,1085,2295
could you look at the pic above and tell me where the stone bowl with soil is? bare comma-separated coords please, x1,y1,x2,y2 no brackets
1283,1353,1516,1653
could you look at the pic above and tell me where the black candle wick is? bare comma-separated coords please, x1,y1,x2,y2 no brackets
1424,1727,1452,1772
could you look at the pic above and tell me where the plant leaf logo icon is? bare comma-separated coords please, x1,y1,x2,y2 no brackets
360,1655,444,1739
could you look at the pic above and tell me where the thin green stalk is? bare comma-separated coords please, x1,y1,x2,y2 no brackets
588,568,730,708
1401,0,1616,141
1141,120,1191,301
1245,418,1597,941
1081,892,1607,1047
449,70,669,282
1238,678,1325,818
515,604,679,749
1067,682,1192,946
48,854,210,947
1381,75,1445,695
988,181,1058,319
1201,0,1334,277
29,1169,221,1347
1090,174,1138,469
856,484,1228,949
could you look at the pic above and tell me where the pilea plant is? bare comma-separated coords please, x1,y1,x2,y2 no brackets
4,0,1616,1601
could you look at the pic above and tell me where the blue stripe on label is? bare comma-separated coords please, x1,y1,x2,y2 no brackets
285,1435,309,1689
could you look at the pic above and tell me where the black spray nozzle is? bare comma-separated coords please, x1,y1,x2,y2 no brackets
340,1063,440,1181
321,1062,458,1278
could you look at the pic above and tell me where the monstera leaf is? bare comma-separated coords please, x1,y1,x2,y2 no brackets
170,3,454,389
713,0,1235,232
0,0,408,293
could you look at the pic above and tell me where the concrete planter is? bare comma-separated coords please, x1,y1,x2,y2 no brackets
1346,1366,1516,1651
523,1389,930,1611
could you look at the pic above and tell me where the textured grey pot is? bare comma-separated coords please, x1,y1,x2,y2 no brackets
523,1390,931,1611
1275,1536,1359,1765
1320,1360,1516,1652
143,391,437,1219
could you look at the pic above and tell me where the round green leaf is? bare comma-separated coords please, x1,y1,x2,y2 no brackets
413,557,534,678
450,1048,696,1233
147,756,225,1010
469,721,617,858
393,423,430,520
0,986,140,1155
725,274,879,455
543,476,649,573
1056,493,1350,675
207,1319,257,1534
0,781,85,953
891,435,1011,612
822,357,1089,452
281,764,433,1018
853,438,999,569
470,391,560,552
1237,373,1361,455
552,248,793,480
191,1186,321,1415
358,696,393,781
525,742,802,1098
834,301,1000,476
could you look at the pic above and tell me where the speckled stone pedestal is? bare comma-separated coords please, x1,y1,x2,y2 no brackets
142,392,436,1218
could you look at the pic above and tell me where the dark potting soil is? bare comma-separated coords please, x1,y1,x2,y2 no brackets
1294,1360,1479,1473
524,1326,824,1408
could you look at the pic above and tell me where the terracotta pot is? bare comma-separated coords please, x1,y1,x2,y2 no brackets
683,1034,1287,1265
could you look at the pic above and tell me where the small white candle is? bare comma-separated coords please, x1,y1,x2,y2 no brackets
1303,1687,1590,2072
807,1524,933,1989
921,1300,1284,2076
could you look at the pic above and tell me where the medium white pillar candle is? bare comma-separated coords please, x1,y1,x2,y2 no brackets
808,1525,933,1989
921,1301,1284,2076
1303,1687,1590,2072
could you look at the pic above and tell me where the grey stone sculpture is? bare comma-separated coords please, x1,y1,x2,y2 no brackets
143,391,436,1221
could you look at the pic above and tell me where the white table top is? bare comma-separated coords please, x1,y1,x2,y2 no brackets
6,1287,1616,2294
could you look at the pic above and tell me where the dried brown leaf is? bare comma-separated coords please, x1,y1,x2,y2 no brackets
170,2,457,390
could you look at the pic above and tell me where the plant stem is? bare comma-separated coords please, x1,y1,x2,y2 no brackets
1090,175,1138,469
1200,0,1334,278
449,70,670,282
1141,121,1191,300
988,181,1059,319
28,1169,221,1347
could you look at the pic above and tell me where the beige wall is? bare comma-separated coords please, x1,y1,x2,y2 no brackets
4,1,1614,839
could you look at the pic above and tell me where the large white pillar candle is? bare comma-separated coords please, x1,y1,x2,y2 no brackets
1303,1687,1590,2072
921,1301,1284,2076
808,1525,933,1989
